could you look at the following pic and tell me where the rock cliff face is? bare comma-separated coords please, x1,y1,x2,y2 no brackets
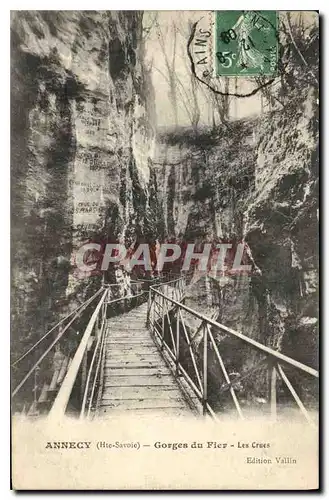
244,88,318,366
11,11,159,359
153,88,318,402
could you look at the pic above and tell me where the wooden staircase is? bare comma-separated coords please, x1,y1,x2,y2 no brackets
97,303,195,417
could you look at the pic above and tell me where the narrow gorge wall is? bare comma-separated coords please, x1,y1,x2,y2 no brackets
245,89,318,368
153,88,318,402
11,11,160,359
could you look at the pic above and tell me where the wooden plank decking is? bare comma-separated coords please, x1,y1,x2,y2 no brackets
98,303,194,417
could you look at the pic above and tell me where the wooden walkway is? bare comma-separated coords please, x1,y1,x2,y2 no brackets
98,303,194,417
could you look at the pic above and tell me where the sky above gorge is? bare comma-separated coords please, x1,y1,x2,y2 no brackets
143,11,263,128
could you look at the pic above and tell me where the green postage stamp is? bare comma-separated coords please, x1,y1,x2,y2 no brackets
214,11,278,76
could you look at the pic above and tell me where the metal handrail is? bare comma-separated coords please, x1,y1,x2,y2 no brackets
11,288,103,367
48,288,109,418
79,313,106,419
11,288,104,397
48,288,149,419
148,281,318,425
13,279,164,416
85,314,108,419
151,276,185,289
150,287,318,378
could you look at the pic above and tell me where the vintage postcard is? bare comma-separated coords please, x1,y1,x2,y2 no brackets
11,10,319,490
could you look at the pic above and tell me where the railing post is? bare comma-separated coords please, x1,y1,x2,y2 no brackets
97,299,104,331
48,288,107,419
268,361,277,421
146,288,151,327
203,324,208,415
103,300,107,323
161,295,165,350
81,350,88,403
100,302,104,332
176,307,180,376
97,310,100,331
